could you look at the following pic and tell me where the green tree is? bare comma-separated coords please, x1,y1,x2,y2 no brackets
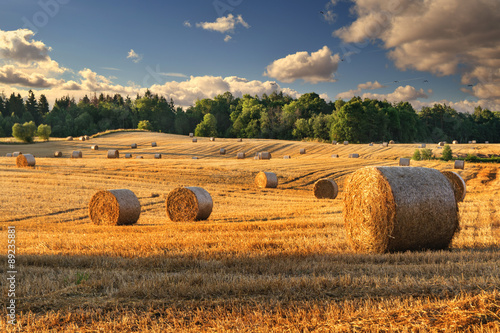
292,118,311,140
25,90,39,124
194,113,217,137
420,148,433,160
137,120,153,131
37,124,51,141
441,144,452,161
12,121,37,143
412,149,421,161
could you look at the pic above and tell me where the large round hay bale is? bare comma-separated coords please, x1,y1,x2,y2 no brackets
135,156,143,159
16,153,35,167
258,152,271,160
220,148,226,155
6,153,12,157
299,148,306,154
107,150,119,159
255,171,278,188
454,160,465,170
420,144,426,148
13,152,21,157
72,151,82,158
313,178,338,199
88,189,140,225
154,153,162,159
54,151,62,157
66,136,73,141
131,143,137,149
237,152,245,159
91,145,99,150
343,166,459,253
452,140,458,144
438,142,445,147
485,141,489,144
399,158,410,166
166,187,213,222
441,171,466,202
151,142,157,147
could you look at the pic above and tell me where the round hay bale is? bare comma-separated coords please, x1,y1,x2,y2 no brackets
79,136,86,141
299,148,306,154
454,160,465,170
343,141,349,145
84,135,90,140
107,150,119,159
468,141,472,144
151,142,157,147
485,141,489,144
331,154,339,158
255,171,278,188
343,166,459,253
389,140,395,144
283,155,291,159
88,189,140,225
13,152,21,157
220,148,226,155
131,143,137,149
258,152,271,160
125,153,132,158
369,143,374,146
189,133,194,137
6,153,12,157
16,153,35,167
441,171,466,202
472,140,477,144
349,153,359,158
210,137,215,141
237,152,245,159
192,138,197,143
313,178,338,199
54,151,62,157
452,140,458,144
332,140,337,145
72,151,82,158
91,145,99,150
382,142,389,147
166,187,213,222
420,144,426,148
438,142,445,147
66,136,73,141
399,158,410,166
192,156,199,159
154,153,162,159
135,156,143,159
237,138,242,142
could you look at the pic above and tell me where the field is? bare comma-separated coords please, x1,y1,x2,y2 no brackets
1,131,500,332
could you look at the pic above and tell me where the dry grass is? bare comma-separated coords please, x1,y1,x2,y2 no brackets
0,132,499,332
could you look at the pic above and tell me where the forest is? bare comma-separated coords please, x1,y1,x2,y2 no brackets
1,89,499,143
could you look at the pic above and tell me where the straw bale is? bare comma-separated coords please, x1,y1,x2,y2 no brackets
343,166,459,253
382,142,388,147
254,155,259,160
136,156,143,159
79,136,85,141
220,148,226,155
154,153,162,159
125,153,132,158
151,142,157,147
369,143,374,146
389,140,395,144
166,187,213,222
84,135,90,140
313,178,338,199
468,141,472,144
343,141,349,145
472,140,477,144
454,160,465,170
331,154,339,158
192,138,197,142
420,144,426,148
299,148,306,154
399,158,410,166
72,151,82,158
6,153,12,157
88,189,140,225
189,133,194,137
131,143,137,149
16,153,35,167
237,152,245,159
54,151,62,157
210,137,215,141
349,153,359,158
438,142,445,147
332,140,337,145
441,171,466,202
13,152,21,157
452,140,458,144
66,136,73,141
107,150,119,159
91,145,99,150
485,141,489,144
258,151,272,160
237,138,242,142
255,171,278,188
283,155,291,159
193,156,199,159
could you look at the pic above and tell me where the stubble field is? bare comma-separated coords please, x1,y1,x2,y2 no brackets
1,131,499,332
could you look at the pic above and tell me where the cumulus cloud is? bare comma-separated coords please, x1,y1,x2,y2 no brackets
0,29,51,63
361,85,431,103
0,65,63,88
183,20,192,27
127,49,143,63
264,46,340,84
196,14,250,34
337,80,386,99
224,35,232,42
333,0,500,107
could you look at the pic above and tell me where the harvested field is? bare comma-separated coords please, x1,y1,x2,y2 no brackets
0,131,499,332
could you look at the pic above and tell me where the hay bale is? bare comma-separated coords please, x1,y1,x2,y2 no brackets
192,156,199,159
72,151,82,158
66,136,73,141
88,189,141,225
255,171,278,188
13,152,21,157
16,153,35,167
452,140,458,144
369,143,374,146
166,187,213,222
107,150,119,159
421,143,426,148
237,152,245,159
131,143,137,149
454,160,465,170
79,136,85,141
313,178,338,199
189,133,194,137
349,153,359,158
472,140,477,144
283,155,291,159
332,140,337,145
343,141,349,145
254,155,259,160
485,141,489,144
54,151,62,157
237,138,242,142
389,140,395,144
258,152,272,160
331,154,339,158
192,138,197,143
154,153,162,159
125,153,132,158
441,171,466,202
299,148,306,154
438,142,445,147
382,142,389,147
136,156,143,159
468,141,472,144
210,137,215,141
220,148,226,155
84,135,90,140
6,153,12,157
151,142,157,147
91,145,99,150
399,158,410,166
343,166,459,253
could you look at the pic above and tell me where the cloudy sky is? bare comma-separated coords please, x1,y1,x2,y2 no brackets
1,0,499,112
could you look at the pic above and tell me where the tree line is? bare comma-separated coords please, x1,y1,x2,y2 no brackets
1,90,499,143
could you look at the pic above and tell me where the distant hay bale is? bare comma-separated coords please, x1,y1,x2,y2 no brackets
255,171,278,188
79,136,85,141
313,178,338,199
349,153,359,158
344,141,349,145
254,155,259,160
16,153,35,167
421,144,426,148
91,145,99,150
441,171,466,202
258,152,272,160
220,148,226,155
125,153,132,158
485,141,489,144
192,138,197,143
472,140,477,144
131,143,137,149
210,137,215,141
468,141,472,144
154,153,162,159
283,155,291,159
454,160,465,170
84,135,90,140
343,166,459,253
54,151,62,157
166,187,213,222
399,158,410,166
389,140,395,144
66,136,73,141
452,140,458,144
107,150,119,159
6,153,12,157
237,138,242,142
237,152,245,159
72,151,82,158
331,154,339,158
192,156,199,159
299,148,306,154
88,189,140,226
369,142,374,146
13,152,21,157
438,142,445,147
189,133,194,137
382,142,389,147
135,156,143,159
151,142,157,147
332,140,337,145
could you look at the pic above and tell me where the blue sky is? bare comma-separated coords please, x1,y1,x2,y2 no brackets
1,0,499,112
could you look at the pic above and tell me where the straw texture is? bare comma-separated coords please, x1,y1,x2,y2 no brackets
88,189,141,226
441,171,466,202
72,151,82,158
255,171,278,188
166,187,213,222
107,150,119,159
313,178,338,199
399,158,410,166
16,153,36,167
454,160,465,170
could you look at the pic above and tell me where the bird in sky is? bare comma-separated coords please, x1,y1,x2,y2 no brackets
423,80,429,82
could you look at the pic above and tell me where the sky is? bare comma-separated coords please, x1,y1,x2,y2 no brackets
1,0,500,113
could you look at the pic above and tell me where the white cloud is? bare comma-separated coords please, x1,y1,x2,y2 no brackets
333,0,500,107
183,20,192,27
224,35,232,42
127,49,143,63
0,29,50,63
336,80,385,99
0,65,63,88
196,14,250,34
264,46,340,84
361,85,430,102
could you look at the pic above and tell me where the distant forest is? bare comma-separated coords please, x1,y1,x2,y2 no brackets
1,90,499,143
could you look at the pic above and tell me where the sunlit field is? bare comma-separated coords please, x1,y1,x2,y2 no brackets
1,132,499,332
